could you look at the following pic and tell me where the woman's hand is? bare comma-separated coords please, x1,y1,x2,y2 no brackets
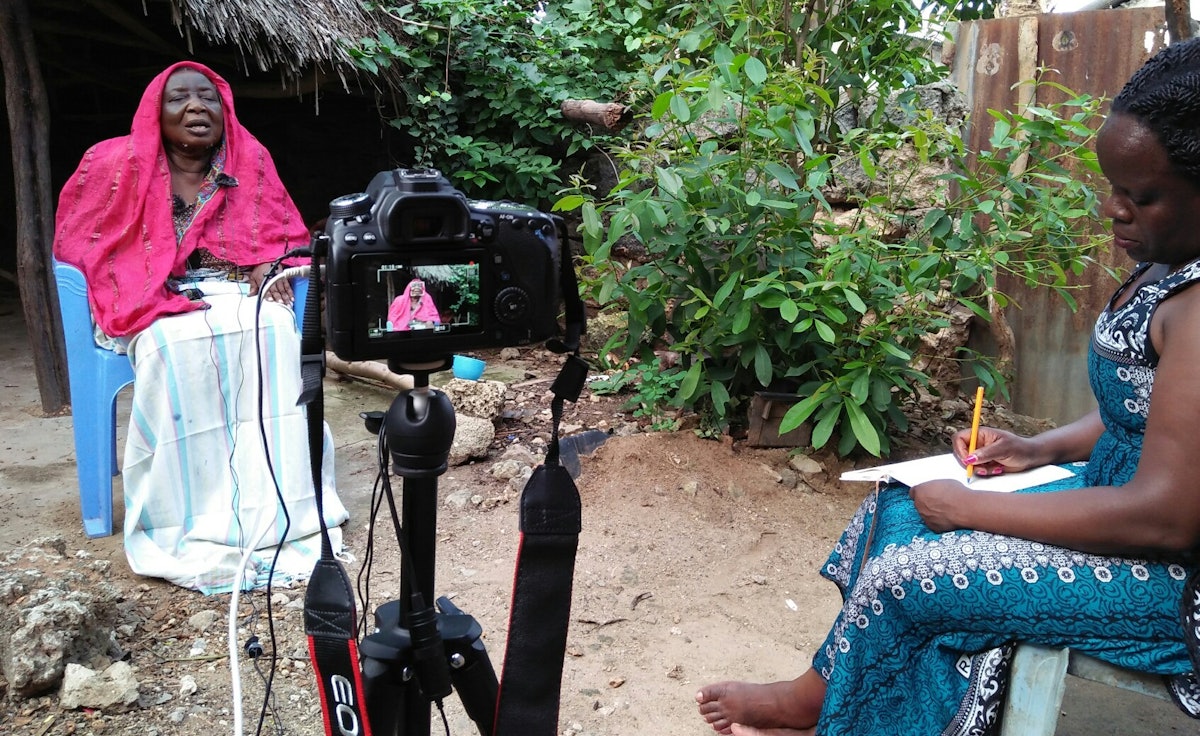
950,426,1044,477
248,263,294,306
910,479,972,532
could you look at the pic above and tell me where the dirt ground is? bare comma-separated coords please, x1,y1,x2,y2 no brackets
1,297,1197,736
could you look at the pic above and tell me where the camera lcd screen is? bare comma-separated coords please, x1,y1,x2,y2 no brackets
351,252,485,342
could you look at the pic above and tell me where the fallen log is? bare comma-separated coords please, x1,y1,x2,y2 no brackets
560,99,632,133
325,352,414,391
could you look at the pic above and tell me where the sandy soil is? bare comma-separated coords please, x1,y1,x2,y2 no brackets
1,299,1196,736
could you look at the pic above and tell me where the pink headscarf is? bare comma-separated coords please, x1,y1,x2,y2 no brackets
53,61,309,337
387,280,441,330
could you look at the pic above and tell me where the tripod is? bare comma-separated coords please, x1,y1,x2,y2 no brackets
358,358,500,736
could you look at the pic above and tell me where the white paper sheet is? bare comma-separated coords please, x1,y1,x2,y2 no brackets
839,453,1077,493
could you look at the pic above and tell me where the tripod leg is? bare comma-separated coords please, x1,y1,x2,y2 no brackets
362,654,409,736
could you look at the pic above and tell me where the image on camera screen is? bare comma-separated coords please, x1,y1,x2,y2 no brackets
362,258,481,340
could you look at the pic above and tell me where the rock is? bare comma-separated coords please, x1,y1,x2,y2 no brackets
58,661,139,710
583,310,629,353
449,415,496,465
441,378,507,420
0,537,121,697
507,466,534,493
187,610,218,632
759,463,783,483
178,674,197,697
498,443,539,466
788,454,824,475
444,489,475,509
489,459,528,480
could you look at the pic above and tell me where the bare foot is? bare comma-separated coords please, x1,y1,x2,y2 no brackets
695,672,824,735
730,725,815,736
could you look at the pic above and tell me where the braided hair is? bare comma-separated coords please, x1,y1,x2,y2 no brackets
1112,38,1200,186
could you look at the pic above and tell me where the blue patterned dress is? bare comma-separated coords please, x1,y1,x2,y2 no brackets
813,261,1200,735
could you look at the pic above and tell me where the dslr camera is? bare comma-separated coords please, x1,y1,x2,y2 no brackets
324,168,565,362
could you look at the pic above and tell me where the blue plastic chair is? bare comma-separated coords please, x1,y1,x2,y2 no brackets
54,261,136,538
53,260,309,538
1001,644,1170,735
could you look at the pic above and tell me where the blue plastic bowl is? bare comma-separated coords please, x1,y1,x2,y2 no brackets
452,354,486,381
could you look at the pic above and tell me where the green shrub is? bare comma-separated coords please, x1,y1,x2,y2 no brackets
558,5,1106,457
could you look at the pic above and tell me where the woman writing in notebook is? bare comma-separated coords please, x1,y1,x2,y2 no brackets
697,39,1200,736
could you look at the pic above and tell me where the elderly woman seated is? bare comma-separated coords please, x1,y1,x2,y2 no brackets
53,61,348,594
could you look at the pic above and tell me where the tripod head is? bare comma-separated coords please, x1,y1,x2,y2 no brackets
380,358,456,478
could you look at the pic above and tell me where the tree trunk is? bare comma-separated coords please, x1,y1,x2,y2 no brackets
560,100,632,133
0,0,69,415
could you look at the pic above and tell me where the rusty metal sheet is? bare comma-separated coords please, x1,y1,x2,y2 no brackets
948,16,1030,168
1038,7,1167,104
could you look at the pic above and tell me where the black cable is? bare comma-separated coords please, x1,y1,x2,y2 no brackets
249,265,295,736
355,428,390,637
435,699,451,736
251,655,287,736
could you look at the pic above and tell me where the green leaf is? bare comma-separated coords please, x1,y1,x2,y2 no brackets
714,276,738,309
850,371,870,403
779,386,828,433
554,194,585,211
754,344,773,386
845,401,881,456
880,341,912,361
679,361,702,401
814,319,836,343
732,304,752,333
670,93,692,123
581,202,602,238
710,380,730,410
811,405,841,449
744,56,768,85
655,167,683,197
652,92,673,120
841,288,867,314
765,162,800,190
858,147,877,179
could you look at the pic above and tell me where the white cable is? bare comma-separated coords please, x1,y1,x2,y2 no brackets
260,264,312,299
229,515,275,736
227,262,311,735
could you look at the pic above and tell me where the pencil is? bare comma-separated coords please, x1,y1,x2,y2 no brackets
966,386,984,484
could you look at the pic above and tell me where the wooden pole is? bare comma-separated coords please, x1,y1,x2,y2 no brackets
0,0,70,414
1164,0,1195,43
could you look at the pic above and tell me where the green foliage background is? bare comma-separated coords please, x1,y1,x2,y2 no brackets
349,0,1109,457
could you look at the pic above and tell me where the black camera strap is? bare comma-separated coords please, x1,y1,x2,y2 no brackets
545,216,586,356
298,247,374,736
494,229,588,735
494,351,588,735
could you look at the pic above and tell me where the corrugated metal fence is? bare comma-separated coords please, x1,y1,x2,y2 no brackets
946,7,1169,425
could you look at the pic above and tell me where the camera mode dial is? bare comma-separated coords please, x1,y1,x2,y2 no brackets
329,192,373,222
494,287,531,325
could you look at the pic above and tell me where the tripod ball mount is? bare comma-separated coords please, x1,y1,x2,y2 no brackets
358,357,500,736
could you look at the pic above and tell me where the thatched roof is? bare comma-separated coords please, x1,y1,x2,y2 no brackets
164,0,407,86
